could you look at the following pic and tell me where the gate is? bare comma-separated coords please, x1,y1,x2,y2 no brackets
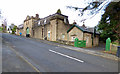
74,38,86,47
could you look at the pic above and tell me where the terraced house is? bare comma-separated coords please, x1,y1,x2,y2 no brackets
33,13,71,41
16,14,40,37
16,11,99,47
17,12,72,41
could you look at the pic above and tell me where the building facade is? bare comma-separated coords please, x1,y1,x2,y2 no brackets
16,14,40,37
67,24,99,47
32,13,72,41
16,12,99,48
17,13,72,41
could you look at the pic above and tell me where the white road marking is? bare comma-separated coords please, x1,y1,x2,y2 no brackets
49,49,84,63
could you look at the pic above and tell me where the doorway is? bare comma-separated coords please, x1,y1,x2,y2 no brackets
26,27,30,37
42,28,44,39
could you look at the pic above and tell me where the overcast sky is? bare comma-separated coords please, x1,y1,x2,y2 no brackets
0,0,110,27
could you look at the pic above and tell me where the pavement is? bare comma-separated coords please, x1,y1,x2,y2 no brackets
1,33,119,72
30,37,119,61
2,41,37,72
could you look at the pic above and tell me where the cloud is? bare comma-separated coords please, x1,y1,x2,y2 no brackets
0,0,103,27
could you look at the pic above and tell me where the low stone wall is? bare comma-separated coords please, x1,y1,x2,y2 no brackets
68,41,74,46
56,39,74,46
110,43,118,53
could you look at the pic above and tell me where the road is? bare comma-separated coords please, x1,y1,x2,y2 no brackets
1,33,118,72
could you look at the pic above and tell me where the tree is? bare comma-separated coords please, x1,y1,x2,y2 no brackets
98,2,120,43
56,9,61,14
67,0,110,22
9,24,17,34
12,26,17,34
1,23,7,32
0,27,3,31
67,1,120,44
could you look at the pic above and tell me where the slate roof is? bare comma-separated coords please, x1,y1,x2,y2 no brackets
17,24,23,29
24,14,40,22
33,13,69,27
67,24,100,35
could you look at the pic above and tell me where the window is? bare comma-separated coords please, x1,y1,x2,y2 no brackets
71,36,76,41
26,27,29,34
38,21,40,26
44,19,46,24
42,28,44,38
33,30,34,36
48,31,50,39
64,18,67,23
62,34,65,39
86,36,89,43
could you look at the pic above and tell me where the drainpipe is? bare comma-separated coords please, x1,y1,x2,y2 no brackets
67,32,69,44
92,26,96,47
56,19,58,41
44,24,45,40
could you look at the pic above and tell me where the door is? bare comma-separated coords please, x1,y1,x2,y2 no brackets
26,27,29,34
42,28,44,39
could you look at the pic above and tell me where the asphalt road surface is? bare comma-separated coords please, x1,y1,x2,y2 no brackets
1,33,118,72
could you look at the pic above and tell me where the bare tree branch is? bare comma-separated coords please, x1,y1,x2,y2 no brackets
66,0,111,22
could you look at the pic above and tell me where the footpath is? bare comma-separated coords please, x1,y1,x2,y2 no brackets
31,38,119,61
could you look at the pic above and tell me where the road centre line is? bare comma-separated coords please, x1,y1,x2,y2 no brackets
49,49,84,63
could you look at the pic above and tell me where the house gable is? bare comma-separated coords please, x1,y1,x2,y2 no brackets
68,27,84,41
67,24,100,35
67,24,84,33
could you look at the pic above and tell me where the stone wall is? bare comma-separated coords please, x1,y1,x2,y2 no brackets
57,19,71,41
93,35,99,46
31,19,71,41
68,27,94,47
110,43,118,53
46,24,50,40
16,29,19,35
16,29,24,36
50,19,57,41
23,19,34,37
68,27,84,41
83,33,92,48
56,39,74,46
33,26,43,39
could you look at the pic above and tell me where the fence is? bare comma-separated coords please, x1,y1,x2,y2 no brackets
74,38,86,48
56,38,86,48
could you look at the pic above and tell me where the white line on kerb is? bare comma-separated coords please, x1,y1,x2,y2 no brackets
49,49,84,63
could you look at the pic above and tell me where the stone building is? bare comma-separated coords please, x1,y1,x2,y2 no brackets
16,14,40,36
23,14,40,37
67,24,99,47
16,12,100,47
33,13,72,41
17,13,72,41
16,24,23,35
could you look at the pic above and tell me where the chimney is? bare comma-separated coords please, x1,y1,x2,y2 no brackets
82,22,86,28
36,14,39,18
73,20,77,25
